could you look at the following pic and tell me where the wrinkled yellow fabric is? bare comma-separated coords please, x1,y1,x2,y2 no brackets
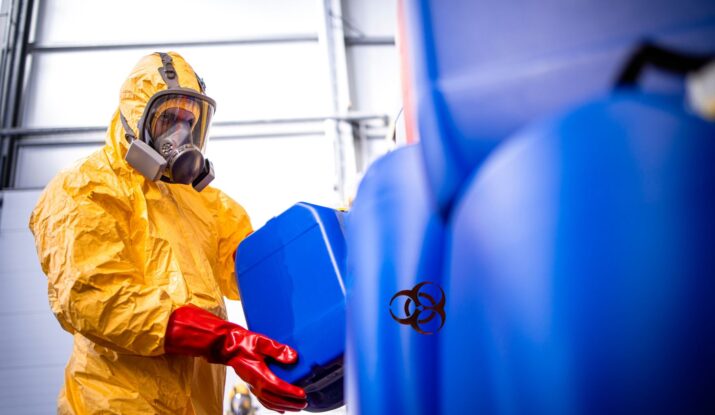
28,52,252,415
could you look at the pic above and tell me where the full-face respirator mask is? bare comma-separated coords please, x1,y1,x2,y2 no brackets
121,52,216,191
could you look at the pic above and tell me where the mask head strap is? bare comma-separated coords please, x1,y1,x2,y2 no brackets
158,52,180,89
156,52,206,92
194,71,206,93
120,112,137,143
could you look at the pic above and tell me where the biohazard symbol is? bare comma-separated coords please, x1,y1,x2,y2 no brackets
389,281,446,335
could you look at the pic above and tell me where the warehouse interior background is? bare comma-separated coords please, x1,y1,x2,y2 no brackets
0,0,400,413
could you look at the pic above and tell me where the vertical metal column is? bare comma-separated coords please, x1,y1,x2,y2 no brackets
0,0,17,190
317,0,358,205
0,0,34,189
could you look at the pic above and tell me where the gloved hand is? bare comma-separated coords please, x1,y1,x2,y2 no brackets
165,305,307,413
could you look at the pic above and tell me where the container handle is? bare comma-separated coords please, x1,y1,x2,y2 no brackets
614,42,713,88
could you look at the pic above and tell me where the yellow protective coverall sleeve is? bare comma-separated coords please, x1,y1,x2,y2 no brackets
30,175,174,356
214,190,253,300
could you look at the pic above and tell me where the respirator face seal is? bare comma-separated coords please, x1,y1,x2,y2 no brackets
140,90,216,185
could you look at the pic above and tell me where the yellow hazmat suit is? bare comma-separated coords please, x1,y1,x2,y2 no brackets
29,52,252,414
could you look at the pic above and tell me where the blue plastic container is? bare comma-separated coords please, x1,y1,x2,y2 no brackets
443,92,715,413
402,0,715,215
345,145,445,415
235,202,347,412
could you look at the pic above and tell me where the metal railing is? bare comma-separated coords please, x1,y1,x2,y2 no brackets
0,112,391,189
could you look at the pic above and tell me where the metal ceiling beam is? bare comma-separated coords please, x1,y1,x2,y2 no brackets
25,35,394,54
345,36,395,46
0,113,389,137
28,34,320,53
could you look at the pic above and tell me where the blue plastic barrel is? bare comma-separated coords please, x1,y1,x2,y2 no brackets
401,0,715,215
345,145,446,415
443,92,715,413
236,202,347,412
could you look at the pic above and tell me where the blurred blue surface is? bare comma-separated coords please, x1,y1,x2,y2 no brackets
443,91,715,413
403,0,715,214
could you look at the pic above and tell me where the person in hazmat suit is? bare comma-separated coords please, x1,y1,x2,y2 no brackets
28,51,308,414
227,383,258,415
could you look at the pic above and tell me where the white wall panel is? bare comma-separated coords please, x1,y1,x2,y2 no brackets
0,190,73,415
35,0,319,45
23,43,330,128
14,143,102,188
0,365,66,414
207,134,339,228
0,233,42,274
341,0,397,37
22,49,156,128
0,270,49,315
0,189,41,232
346,45,401,115
0,313,72,369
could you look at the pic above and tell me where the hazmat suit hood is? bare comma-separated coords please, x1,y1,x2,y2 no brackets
107,52,215,185
29,52,253,414
110,53,200,156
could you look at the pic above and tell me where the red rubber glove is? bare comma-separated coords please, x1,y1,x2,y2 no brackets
165,305,307,413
